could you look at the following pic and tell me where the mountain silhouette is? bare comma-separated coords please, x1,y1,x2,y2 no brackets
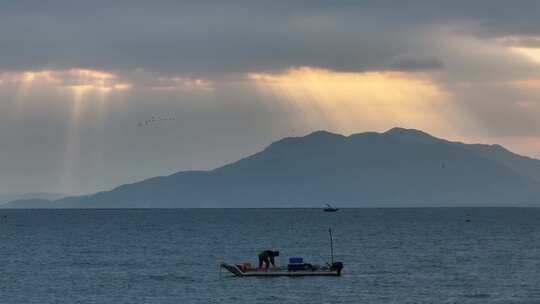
4,128,540,208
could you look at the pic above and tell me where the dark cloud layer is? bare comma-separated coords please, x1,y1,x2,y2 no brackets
1,1,538,75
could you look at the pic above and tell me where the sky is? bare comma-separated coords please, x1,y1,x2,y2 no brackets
1,1,540,195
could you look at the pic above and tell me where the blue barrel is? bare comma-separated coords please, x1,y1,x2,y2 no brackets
289,257,303,264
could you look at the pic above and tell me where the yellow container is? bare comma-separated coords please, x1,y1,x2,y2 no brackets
243,262,252,269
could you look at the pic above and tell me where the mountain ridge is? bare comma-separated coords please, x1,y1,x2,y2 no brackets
4,128,540,208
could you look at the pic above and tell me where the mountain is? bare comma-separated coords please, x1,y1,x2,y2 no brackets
0,193,65,208
5,128,540,208
0,199,58,209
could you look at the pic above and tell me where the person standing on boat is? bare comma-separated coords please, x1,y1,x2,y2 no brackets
258,250,279,269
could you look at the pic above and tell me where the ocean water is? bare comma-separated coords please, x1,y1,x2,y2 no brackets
1,208,540,303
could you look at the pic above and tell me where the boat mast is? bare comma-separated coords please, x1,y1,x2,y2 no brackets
329,226,334,264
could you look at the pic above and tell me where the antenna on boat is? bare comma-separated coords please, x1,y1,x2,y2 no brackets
329,226,334,264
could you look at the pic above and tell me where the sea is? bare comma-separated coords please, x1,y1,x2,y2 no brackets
1,208,540,304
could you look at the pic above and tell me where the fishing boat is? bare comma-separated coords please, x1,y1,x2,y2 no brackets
220,262,343,277
221,227,343,277
323,203,339,212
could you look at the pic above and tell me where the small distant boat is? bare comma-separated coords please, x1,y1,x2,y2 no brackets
323,203,339,212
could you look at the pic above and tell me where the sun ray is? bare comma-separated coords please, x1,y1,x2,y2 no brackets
248,67,463,135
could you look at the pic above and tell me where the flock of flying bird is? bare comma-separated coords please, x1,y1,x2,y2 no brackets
137,116,177,127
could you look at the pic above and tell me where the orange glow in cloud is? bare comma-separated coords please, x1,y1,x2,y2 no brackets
150,76,214,91
510,78,540,90
8,68,132,94
0,68,132,113
248,67,463,135
0,68,217,94
511,47,540,65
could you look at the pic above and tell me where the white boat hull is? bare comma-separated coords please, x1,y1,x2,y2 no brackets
220,263,343,277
